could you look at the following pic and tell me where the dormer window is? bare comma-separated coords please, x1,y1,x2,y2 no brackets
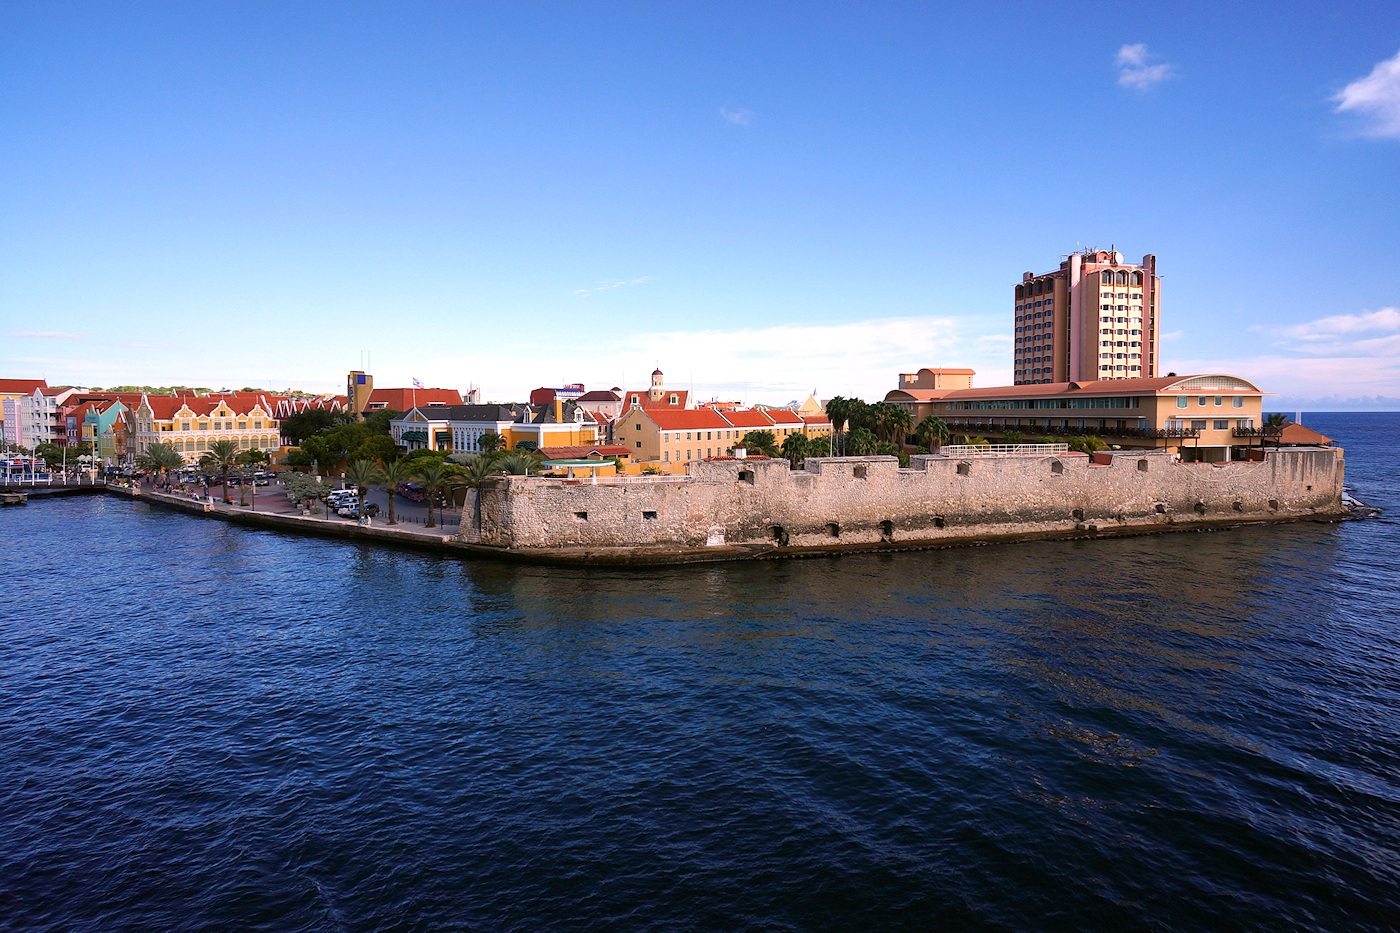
670,395,678,405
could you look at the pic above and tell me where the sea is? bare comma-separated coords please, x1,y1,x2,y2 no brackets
3,412,1397,932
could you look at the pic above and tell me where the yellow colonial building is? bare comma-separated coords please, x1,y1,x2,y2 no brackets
129,393,282,462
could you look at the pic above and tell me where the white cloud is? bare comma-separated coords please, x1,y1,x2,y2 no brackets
1335,49,1400,139
6,330,81,339
1174,307,1400,402
1116,43,1174,91
1260,307,1400,350
570,276,654,298
412,315,1010,404
719,105,753,126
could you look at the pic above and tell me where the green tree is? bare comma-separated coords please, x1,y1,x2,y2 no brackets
1264,412,1288,448
412,461,450,528
914,415,951,452
868,402,912,446
137,442,184,478
345,459,379,514
281,409,341,445
402,448,448,465
825,396,853,455
494,451,543,475
375,458,414,525
1003,429,1024,445
479,432,505,453
236,448,267,466
352,434,398,464
1067,435,1107,454
204,439,241,501
846,427,878,456
321,423,371,469
739,430,778,457
780,432,809,467
361,408,401,436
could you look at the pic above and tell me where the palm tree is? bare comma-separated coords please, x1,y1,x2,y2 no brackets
494,451,543,476
739,430,779,457
780,432,808,467
375,458,414,525
825,396,852,455
136,442,184,482
411,461,446,528
846,427,878,456
883,404,913,447
914,416,950,452
345,459,378,514
205,439,240,502
479,432,505,453
1264,412,1287,449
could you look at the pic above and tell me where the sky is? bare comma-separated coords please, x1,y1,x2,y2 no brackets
2,1,1398,409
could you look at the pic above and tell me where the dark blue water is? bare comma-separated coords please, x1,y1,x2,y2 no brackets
3,413,1398,931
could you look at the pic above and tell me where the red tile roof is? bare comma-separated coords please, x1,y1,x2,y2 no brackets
0,378,47,394
623,389,690,409
763,409,804,425
645,409,732,431
1279,423,1333,446
719,410,773,428
539,445,633,460
368,388,464,411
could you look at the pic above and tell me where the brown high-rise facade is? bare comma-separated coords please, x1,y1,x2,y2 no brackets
1013,248,1161,385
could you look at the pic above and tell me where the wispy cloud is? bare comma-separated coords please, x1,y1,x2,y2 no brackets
1116,44,1174,91
1177,307,1400,402
1335,50,1400,138
1252,307,1400,359
6,330,81,339
719,105,753,126
571,276,654,298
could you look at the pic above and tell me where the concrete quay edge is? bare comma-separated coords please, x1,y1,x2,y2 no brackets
112,485,1351,567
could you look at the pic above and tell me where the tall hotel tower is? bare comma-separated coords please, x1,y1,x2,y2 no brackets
1013,248,1161,384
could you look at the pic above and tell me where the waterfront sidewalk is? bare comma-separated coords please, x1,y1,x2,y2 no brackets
136,478,461,547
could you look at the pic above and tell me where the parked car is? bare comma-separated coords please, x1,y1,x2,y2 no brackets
336,503,360,518
326,489,357,506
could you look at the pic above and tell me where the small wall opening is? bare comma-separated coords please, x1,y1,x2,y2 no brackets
574,511,588,521
957,462,971,476
934,515,946,529
1232,501,1243,512
853,465,868,480
1155,503,1166,514
879,519,894,542
643,510,658,520
770,525,789,546
738,469,755,484
1137,459,1149,472
826,522,841,538
1268,499,1279,511
1307,485,1313,492
1051,460,1064,475
1194,502,1207,515
1071,508,1085,522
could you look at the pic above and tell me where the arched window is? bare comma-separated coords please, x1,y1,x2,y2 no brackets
1035,281,1045,295
1116,270,1129,285
1131,271,1143,286
1101,270,1113,284
1015,285,1024,298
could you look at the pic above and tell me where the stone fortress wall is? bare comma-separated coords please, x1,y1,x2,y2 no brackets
456,448,1345,559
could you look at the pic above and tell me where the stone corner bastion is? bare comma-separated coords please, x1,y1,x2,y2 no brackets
453,447,1345,563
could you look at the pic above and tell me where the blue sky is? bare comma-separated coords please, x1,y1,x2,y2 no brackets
2,2,1398,408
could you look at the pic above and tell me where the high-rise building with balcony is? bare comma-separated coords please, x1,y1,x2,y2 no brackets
1013,248,1161,385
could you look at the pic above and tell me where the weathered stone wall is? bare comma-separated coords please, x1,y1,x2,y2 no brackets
456,448,1345,555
